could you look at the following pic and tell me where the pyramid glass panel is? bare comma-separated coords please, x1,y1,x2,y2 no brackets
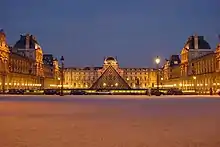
91,66,131,89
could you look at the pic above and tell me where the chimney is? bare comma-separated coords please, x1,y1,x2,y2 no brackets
25,33,30,49
194,33,198,49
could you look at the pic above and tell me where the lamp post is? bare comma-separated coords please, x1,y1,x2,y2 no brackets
60,56,64,96
155,56,160,95
161,77,163,88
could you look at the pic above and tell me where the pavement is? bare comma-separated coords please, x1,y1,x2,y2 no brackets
0,95,220,147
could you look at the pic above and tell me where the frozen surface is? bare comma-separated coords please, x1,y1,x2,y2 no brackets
0,95,220,147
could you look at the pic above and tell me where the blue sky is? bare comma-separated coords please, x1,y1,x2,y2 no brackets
1,0,220,67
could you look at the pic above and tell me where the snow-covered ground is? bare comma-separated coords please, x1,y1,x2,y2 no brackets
0,95,220,147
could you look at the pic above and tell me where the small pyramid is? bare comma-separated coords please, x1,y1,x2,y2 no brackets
90,65,131,90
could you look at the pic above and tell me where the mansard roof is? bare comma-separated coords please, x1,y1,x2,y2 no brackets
169,55,181,67
14,34,40,49
184,35,211,49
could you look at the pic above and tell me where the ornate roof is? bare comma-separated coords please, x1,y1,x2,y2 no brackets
0,29,6,42
43,54,54,66
104,56,118,65
105,56,116,61
169,55,181,67
184,35,211,49
14,34,40,49
0,29,5,36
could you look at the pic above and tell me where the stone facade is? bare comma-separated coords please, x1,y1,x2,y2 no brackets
3,29,219,93
64,56,157,89
162,34,220,94
0,30,59,91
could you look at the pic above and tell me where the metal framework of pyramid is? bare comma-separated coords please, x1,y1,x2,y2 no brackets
90,66,131,90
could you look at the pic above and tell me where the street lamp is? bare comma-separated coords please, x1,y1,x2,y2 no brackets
60,56,64,96
155,56,160,95
161,77,163,88
155,57,160,65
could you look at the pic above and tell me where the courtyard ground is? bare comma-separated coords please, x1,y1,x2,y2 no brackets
0,95,220,147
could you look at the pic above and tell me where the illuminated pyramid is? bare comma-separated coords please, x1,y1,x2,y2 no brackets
91,66,131,90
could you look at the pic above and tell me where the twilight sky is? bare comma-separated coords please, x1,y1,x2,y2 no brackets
1,0,220,67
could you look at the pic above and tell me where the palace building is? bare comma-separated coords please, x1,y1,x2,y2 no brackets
0,30,59,92
2,29,220,94
162,34,220,94
64,56,158,89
